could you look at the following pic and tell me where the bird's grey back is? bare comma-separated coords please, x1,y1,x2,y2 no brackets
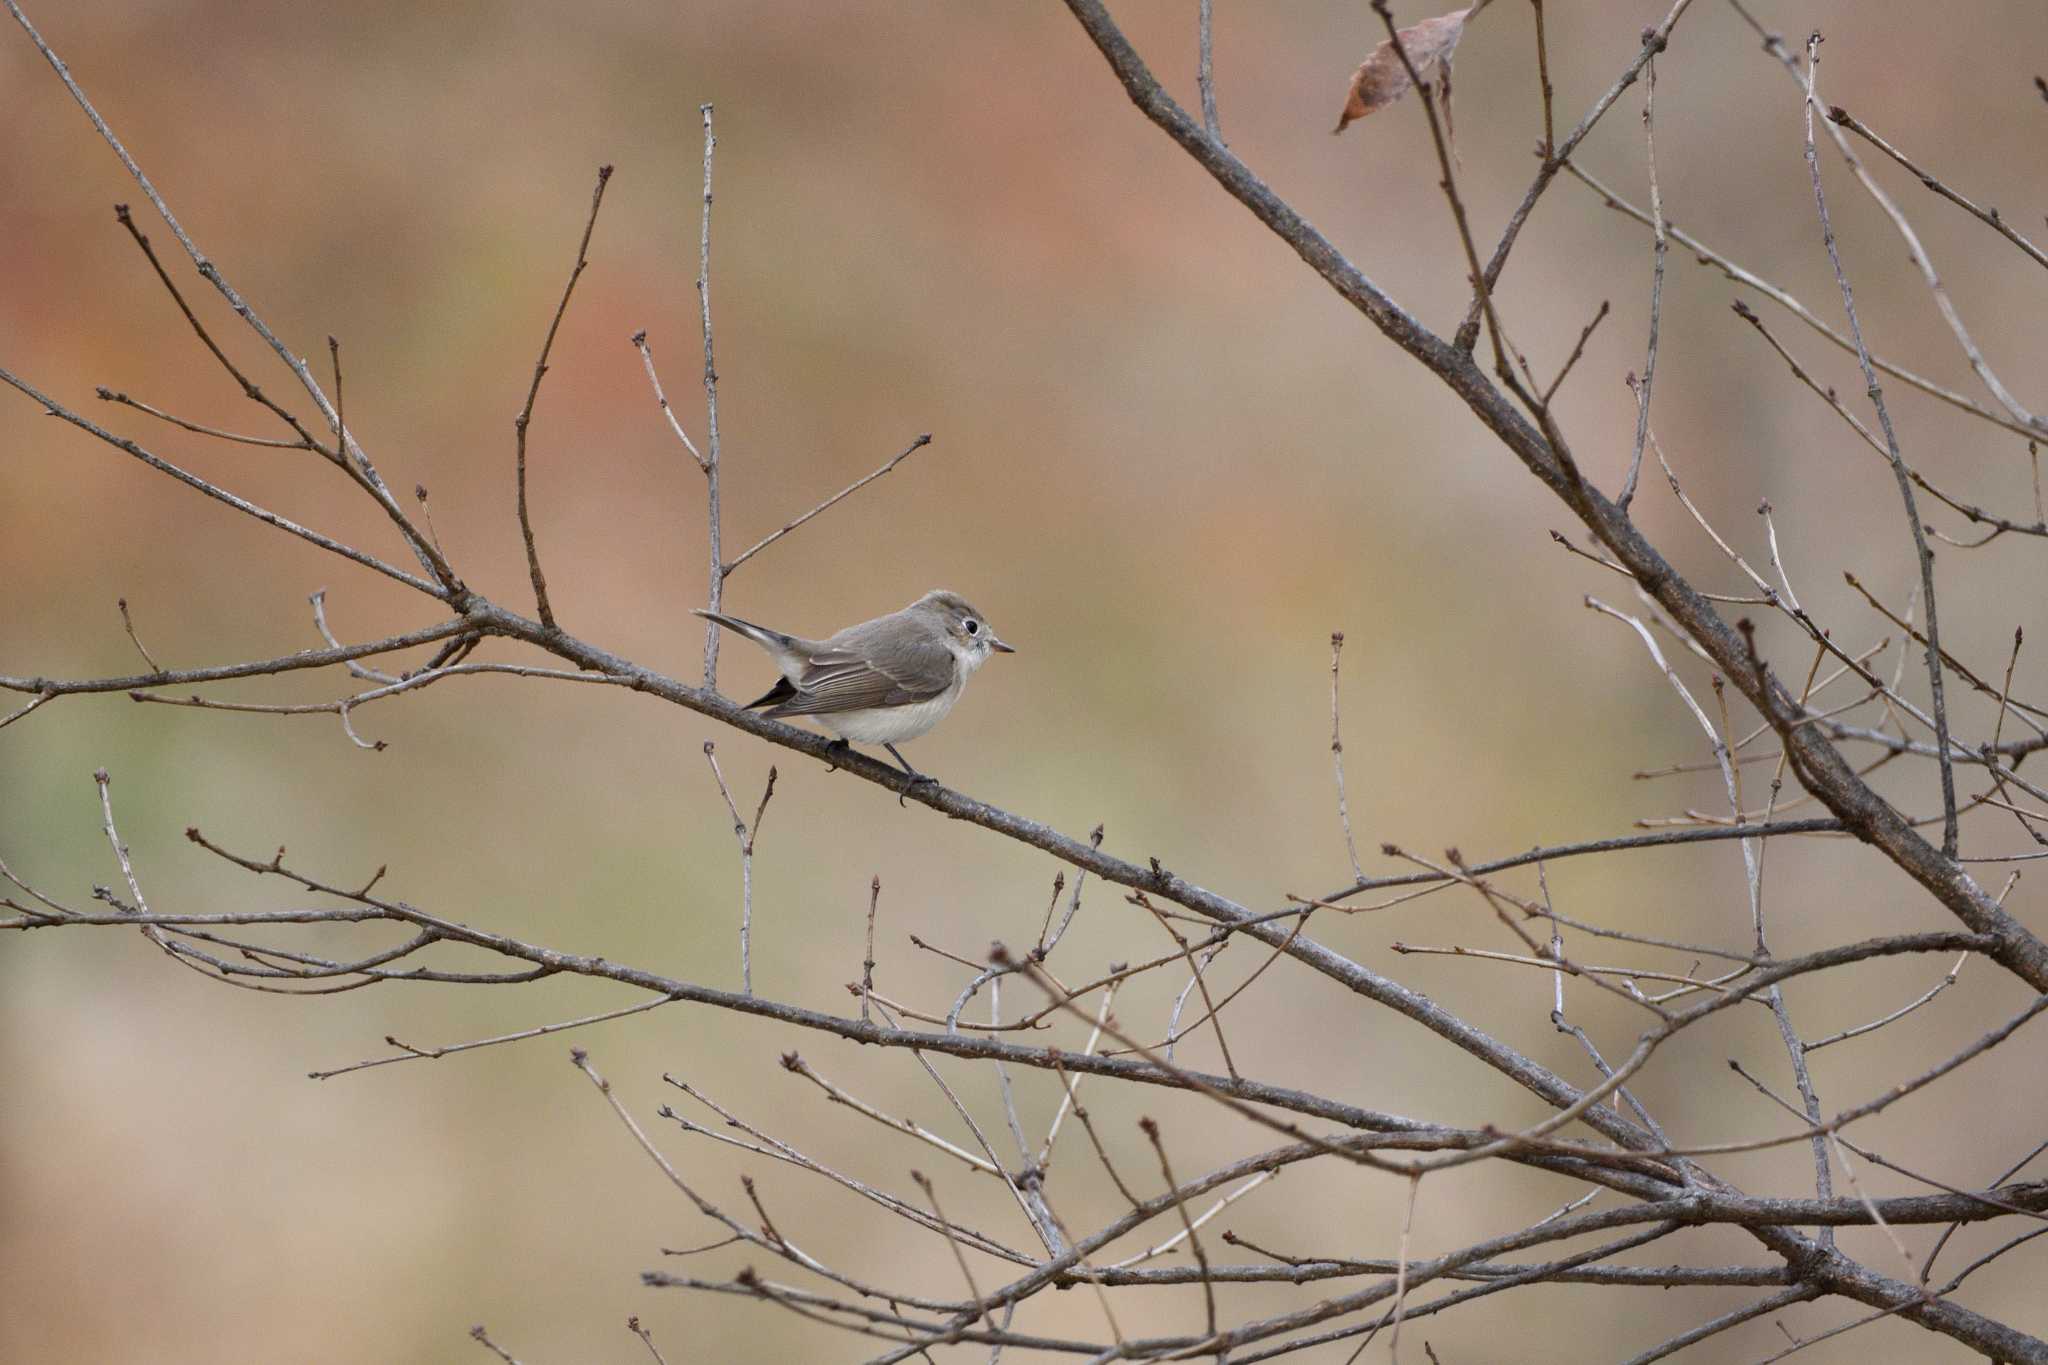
794,609,955,707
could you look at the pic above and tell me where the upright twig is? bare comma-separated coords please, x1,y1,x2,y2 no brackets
1618,54,1666,512
1136,893,1239,1080
1455,0,1692,349
93,768,150,919
115,597,164,675
910,1170,995,1337
1037,981,1117,1168
626,1315,670,1365
1732,4,2043,437
1041,825,1103,955
860,874,880,1024
703,741,775,995
1139,1117,1218,1344
1329,631,1366,881
1801,35,1958,858
1197,0,1222,143
328,332,348,480
695,104,726,688
1573,158,2041,442
1371,0,1511,379
1386,1173,1424,1364
1529,0,1555,157
514,164,614,632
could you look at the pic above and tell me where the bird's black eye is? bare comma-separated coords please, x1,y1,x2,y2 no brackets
964,619,980,635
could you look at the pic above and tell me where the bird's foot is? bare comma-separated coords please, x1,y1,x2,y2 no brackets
897,772,938,808
823,739,851,773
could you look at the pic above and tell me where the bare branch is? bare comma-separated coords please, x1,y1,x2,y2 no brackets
467,1325,524,1365
1801,35,1959,857
630,329,707,470
1138,1116,1217,1341
0,365,445,597
1569,158,2042,441
696,104,725,688
722,433,934,576
1619,52,1666,512
1827,105,2048,272
514,164,614,631
626,1315,669,1365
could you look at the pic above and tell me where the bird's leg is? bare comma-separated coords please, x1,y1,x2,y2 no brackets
884,743,938,805
822,738,851,773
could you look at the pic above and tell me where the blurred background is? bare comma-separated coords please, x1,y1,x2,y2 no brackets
4,1,2046,1359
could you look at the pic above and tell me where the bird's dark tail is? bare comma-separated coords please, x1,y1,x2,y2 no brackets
743,677,798,711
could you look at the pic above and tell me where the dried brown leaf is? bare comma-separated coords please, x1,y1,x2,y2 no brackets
1334,8,1470,133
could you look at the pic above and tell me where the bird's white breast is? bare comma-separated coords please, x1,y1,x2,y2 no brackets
820,677,966,745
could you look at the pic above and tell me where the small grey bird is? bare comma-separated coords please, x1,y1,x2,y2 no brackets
696,590,1015,787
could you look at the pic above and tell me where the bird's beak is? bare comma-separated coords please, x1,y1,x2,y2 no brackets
989,635,1016,654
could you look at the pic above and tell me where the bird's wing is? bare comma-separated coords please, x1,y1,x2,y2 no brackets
764,629,954,718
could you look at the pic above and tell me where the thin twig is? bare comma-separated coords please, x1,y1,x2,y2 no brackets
1826,106,2048,272
696,104,725,688
1382,1175,1425,1364
1621,1286,1822,1365
778,1053,1000,1176
861,874,880,1024
0,365,443,596
1843,573,2048,729
1922,1136,2048,1284
1371,0,1511,380
660,1073,1029,1266
103,205,325,454
93,386,309,449
1618,53,1665,512
115,597,165,675
1455,0,1694,348
722,433,934,576
1139,1117,1217,1343
1543,299,1609,404
1732,301,2046,540
911,1170,994,1338
630,330,707,470
308,992,676,1080
626,1315,670,1365
703,742,776,994
1038,982,1117,1169
1568,158,2041,441
1135,892,1238,1080
1801,35,1959,858
468,1325,523,1364
1329,631,1366,881
513,164,613,631
1305,819,1845,907
1807,952,1969,1051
